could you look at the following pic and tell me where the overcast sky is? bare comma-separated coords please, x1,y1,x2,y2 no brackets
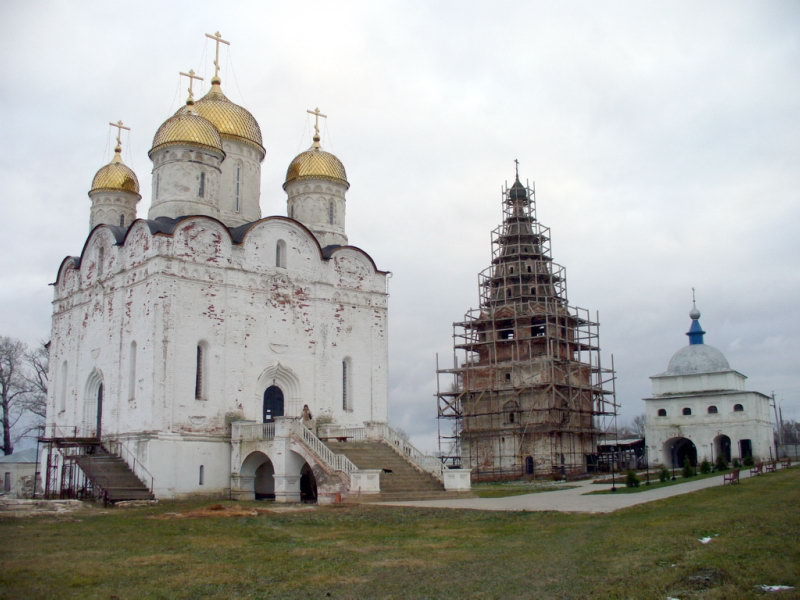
1,1,798,452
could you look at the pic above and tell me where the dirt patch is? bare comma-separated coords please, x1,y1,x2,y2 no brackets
149,503,318,519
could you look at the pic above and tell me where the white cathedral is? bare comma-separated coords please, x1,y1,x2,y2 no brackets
43,36,465,503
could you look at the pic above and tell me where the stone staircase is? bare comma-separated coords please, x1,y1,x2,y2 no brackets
74,448,154,503
325,440,469,501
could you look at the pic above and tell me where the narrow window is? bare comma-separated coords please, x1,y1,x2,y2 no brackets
119,214,124,227
682,407,692,416
195,344,204,399
707,405,718,414
657,408,667,417
527,265,532,273
289,204,294,219
199,172,206,198
342,359,351,411
97,246,105,277
505,373,511,381
328,200,334,225
733,403,744,412
235,166,241,212
155,173,159,199
59,361,68,411
3,473,10,493
276,239,286,268
128,341,137,400
199,465,204,485
509,412,515,424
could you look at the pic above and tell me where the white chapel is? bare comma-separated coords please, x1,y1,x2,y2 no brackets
43,34,464,503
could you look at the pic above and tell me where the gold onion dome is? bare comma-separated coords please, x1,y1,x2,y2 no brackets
178,77,264,155
90,145,141,196
284,135,349,190
149,108,224,156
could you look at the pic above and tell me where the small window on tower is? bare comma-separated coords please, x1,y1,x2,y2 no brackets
329,200,334,225
119,214,124,227
708,405,718,414
657,408,667,417
235,166,241,212
199,172,206,198
733,403,744,412
682,407,692,416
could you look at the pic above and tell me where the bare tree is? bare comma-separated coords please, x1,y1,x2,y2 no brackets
23,342,48,423
632,414,646,438
0,336,34,455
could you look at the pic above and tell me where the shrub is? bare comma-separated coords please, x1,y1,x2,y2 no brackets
659,467,670,482
733,458,742,468
682,457,696,478
625,470,640,488
743,455,755,467
715,454,728,471
700,459,712,474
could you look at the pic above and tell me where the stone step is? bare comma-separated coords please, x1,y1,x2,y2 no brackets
347,490,475,503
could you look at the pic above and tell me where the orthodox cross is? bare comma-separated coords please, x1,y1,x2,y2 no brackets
307,107,327,139
692,287,697,308
109,120,130,159
514,158,520,178
205,31,230,80
179,69,204,102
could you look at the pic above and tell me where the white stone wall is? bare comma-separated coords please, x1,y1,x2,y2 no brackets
651,370,746,396
89,190,139,229
148,145,224,221
45,214,388,498
217,139,263,227
286,179,348,247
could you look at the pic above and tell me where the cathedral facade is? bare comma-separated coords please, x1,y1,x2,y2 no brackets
44,44,391,500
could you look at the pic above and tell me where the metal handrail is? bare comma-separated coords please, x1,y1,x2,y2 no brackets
105,438,155,494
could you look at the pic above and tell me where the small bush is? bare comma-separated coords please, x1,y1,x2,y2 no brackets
715,454,728,471
743,455,755,467
700,459,712,474
682,457,696,478
625,470,640,488
659,467,670,482
733,458,742,468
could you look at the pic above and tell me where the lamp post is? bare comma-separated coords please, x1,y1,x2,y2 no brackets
671,444,677,481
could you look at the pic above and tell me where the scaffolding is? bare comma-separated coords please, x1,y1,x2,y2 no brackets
437,176,618,480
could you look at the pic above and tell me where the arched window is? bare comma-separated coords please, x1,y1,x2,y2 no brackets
155,173,160,199
503,401,519,425
342,358,352,411
328,199,334,225
97,246,105,277
733,403,744,412
199,465,204,486
119,214,124,227
707,405,718,414
195,343,207,400
682,407,692,416
128,341,137,401
235,165,241,212
199,172,206,198
657,408,667,417
276,239,286,268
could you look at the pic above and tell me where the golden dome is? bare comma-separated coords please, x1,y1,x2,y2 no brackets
149,109,224,156
180,79,264,156
284,136,349,190
90,146,141,196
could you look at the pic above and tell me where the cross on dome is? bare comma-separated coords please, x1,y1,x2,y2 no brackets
179,69,204,104
109,120,130,162
307,107,327,148
205,31,230,82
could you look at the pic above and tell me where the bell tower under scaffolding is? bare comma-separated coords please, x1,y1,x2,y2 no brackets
436,170,617,480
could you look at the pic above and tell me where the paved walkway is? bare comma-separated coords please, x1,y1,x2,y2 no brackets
381,470,757,513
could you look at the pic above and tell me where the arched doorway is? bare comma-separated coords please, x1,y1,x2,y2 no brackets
263,385,284,422
525,456,535,475
84,371,104,438
664,437,697,468
300,462,317,503
714,434,732,463
241,451,275,501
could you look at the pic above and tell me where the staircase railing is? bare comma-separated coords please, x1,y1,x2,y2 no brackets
366,422,445,483
291,420,358,477
104,438,155,494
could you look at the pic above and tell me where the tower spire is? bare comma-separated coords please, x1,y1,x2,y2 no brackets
205,31,230,84
686,291,705,345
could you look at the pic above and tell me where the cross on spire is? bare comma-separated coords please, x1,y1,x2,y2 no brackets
109,120,130,162
692,286,696,308
179,69,204,104
307,107,327,147
514,158,520,179
205,31,230,81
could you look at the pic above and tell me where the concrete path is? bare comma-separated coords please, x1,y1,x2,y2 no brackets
380,470,757,513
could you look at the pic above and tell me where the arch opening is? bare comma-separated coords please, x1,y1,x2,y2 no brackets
300,462,318,503
263,385,285,422
714,434,732,463
664,437,697,468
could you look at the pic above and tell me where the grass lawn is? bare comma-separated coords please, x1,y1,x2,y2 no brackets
473,480,578,498
2,468,798,599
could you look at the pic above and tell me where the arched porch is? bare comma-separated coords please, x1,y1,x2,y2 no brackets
664,437,697,468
